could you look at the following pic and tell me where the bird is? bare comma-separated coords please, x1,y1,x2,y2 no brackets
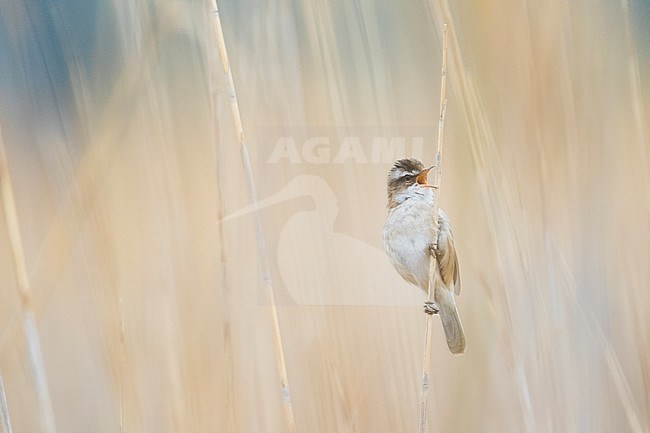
382,158,466,354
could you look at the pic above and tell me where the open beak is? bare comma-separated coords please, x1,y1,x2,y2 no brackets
416,166,434,185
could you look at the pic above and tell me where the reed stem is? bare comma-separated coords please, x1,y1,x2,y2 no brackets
418,23,448,433
0,375,13,433
0,127,58,433
208,2,297,432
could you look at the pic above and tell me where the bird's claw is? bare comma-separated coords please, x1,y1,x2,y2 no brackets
423,301,440,315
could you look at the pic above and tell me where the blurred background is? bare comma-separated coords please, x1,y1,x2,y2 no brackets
0,0,648,432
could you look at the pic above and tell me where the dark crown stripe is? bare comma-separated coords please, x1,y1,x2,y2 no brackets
392,158,424,173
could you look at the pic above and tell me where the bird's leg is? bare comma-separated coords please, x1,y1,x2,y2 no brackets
423,300,440,315
424,244,441,315
428,243,442,260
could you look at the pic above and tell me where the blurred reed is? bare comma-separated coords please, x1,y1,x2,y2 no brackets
428,0,649,432
0,128,57,433
0,375,12,433
209,1,297,432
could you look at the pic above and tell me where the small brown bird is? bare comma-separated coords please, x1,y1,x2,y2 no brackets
382,158,466,354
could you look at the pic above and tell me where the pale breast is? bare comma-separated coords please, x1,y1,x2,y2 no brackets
383,192,437,290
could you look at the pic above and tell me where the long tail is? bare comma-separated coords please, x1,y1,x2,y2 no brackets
436,288,466,354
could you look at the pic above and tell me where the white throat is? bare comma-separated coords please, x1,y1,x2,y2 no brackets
393,184,435,205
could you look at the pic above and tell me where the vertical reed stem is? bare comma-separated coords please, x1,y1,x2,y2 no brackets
208,2,297,432
419,23,448,433
0,375,13,433
0,127,58,433
119,297,125,433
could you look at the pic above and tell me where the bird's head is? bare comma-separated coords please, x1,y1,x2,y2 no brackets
387,158,435,208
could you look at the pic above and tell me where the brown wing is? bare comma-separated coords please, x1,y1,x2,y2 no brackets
437,209,461,295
